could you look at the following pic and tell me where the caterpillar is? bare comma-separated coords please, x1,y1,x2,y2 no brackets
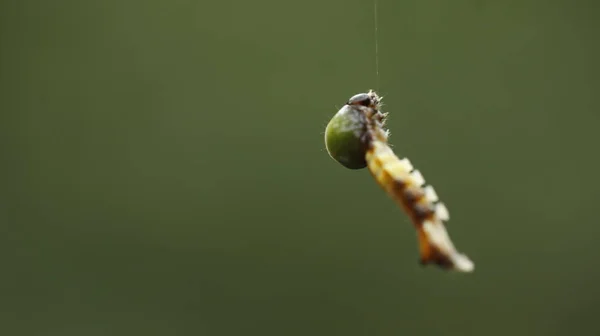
327,90,474,272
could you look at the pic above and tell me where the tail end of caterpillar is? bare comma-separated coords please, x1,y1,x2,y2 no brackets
417,221,474,273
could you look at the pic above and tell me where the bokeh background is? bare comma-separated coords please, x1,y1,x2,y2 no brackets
2,0,599,335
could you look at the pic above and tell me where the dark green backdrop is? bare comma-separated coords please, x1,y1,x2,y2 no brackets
2,0,599,335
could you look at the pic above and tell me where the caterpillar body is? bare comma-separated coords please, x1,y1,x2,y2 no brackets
328,90,474,272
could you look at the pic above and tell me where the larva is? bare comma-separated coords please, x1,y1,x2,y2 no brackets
326,90,474,272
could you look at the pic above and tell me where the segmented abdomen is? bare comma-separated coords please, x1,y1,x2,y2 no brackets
365,139,475,271
366,140,449,227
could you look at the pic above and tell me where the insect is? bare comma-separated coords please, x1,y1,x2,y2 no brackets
325,90,474,272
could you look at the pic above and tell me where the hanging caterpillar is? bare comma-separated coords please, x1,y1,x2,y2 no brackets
325,90,474,272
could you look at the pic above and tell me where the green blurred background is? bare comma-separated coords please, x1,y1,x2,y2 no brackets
2,0,599,335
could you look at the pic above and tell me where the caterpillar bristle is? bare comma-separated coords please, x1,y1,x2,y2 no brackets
434,203,450,221
409,170,426,187
398,158,413,171
423,185,439,203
